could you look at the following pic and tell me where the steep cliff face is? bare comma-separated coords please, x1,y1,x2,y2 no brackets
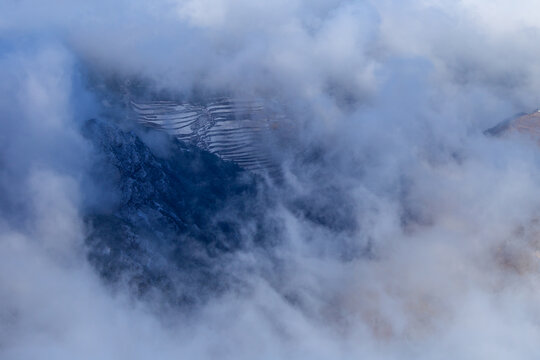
81,118,278,305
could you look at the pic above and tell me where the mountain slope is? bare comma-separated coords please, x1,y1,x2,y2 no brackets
81,118,279,305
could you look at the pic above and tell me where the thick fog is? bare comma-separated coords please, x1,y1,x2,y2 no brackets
2,0,540,358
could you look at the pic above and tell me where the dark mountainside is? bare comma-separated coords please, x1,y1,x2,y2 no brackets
81,117,280,305
79,112,363,308
72,70,363,309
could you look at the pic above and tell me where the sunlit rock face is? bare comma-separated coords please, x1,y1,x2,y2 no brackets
509,111,540,136
486,110,540,138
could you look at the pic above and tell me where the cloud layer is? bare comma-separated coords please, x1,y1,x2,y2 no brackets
2,1,540,359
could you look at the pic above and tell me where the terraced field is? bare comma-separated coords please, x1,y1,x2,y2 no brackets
132,98,284,173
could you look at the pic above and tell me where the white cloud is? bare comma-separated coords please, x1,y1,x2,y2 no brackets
2,1,540,358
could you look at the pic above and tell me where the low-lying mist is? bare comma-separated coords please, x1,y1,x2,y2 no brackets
2,1,540,359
